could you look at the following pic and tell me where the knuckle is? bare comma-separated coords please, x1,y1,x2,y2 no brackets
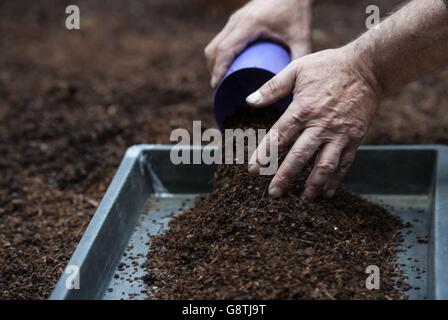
216,43,229,54
228,12,241,23
316,162,337,175
297,105,314,120
244,14,259,25
311,126,326,140
289,148,306,160
347,124,366,140
320,117,335,130
289,111,302,125
330,117,345,129
204,45,213,58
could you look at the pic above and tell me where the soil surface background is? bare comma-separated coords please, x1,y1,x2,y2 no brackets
0,0,447,299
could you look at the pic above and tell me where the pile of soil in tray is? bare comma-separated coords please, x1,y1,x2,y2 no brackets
143,108,408,299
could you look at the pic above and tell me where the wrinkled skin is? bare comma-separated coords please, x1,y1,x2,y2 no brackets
205,0,312,88
246,46,383,201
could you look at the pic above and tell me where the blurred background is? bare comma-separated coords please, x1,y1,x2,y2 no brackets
0,0,447,299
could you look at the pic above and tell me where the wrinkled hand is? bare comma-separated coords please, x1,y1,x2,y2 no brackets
246,46,383,201
205,0,313,88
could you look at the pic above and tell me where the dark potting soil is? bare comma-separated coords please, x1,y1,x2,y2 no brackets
143,108,409,299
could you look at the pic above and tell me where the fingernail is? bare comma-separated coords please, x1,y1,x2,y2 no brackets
246,90,262,106
324,189,336,198
269,186,283,198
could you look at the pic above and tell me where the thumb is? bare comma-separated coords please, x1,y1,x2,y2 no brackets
246,61,297,108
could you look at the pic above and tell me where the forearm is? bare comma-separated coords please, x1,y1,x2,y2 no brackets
350,0,448,95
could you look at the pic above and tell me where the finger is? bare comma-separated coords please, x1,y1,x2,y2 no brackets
248,103,305,175
205,25,235,75
268,127,322,198
323,147,358,198
302,142,344,201
248,128,279,174
210,27,258,88
204,14,240,75
246,61,298,107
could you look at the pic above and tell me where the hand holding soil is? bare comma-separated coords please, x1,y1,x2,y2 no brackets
246,47,381,201
245,0,448,200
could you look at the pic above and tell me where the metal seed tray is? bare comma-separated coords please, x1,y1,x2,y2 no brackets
50,145,448,300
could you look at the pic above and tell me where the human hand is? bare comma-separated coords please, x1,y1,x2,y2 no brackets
205,0,313,88
246,45,383,201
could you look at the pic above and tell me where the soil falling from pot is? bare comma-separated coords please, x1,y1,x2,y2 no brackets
143,108,408,299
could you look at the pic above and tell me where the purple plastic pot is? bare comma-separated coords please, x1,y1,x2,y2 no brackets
214,41,292,130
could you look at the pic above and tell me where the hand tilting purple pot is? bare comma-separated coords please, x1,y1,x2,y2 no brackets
214,41,292,130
